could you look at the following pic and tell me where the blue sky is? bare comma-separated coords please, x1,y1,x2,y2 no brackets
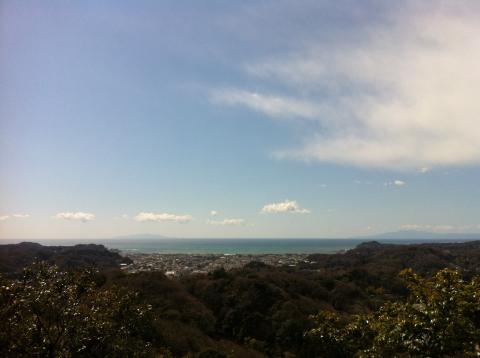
1,0,479,239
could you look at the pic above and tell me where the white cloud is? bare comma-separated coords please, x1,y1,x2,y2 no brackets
12,214,30,218
419,167,430,174
210,210,219,217
211,89,329,121
261,200,310,214
54,212,95,223
207,218,246,226
215,4,480,170
0,214,30,221
134,212,193,223
385,180,406,187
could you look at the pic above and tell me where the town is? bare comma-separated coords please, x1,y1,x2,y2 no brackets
122,252,315,276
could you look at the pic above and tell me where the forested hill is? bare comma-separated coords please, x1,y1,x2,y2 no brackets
0,242,131,275
305,240,480,276
1,240,480,357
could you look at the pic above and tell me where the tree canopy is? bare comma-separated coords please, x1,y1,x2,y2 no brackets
306,268,480,357
0,263,157,358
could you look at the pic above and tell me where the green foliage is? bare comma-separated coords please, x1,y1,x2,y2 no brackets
305,311,373,357
306,268,480,357
367,268,480,357
0,263,155,358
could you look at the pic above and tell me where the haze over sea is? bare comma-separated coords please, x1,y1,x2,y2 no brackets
1,238,478,254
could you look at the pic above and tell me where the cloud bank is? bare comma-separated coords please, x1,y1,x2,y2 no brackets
134,212,193,223
213,3,480,170
261,200,310,214
54,212,95,222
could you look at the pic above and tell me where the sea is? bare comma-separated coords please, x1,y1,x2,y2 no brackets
1,238,477,254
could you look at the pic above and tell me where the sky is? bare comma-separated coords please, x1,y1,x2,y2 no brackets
1,0,479,239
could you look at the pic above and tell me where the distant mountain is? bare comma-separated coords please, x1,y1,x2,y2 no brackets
357,230,480,240
111,234,173,240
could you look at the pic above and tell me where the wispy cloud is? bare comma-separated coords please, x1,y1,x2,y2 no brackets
207,218,246,226
0,214,30,221
385,180,406,187
134,212,193,223
211,89,328,121
261,200,310,214
214,3,480,170
12,214,30,218
354,180,373,185
54,212,95,223
210,210,219,217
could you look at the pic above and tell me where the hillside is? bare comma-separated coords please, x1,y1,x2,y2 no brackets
0,242,131,276
1,240,480,357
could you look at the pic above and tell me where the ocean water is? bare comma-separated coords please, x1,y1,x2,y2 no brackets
1,238,477,254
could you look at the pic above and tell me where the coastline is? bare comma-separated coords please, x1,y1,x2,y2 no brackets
1,237,479,254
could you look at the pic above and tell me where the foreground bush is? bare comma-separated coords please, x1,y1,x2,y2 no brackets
306,268,480,357
0,263,156,358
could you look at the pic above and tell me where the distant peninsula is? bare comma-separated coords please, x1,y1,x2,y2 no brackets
356,229,480,240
